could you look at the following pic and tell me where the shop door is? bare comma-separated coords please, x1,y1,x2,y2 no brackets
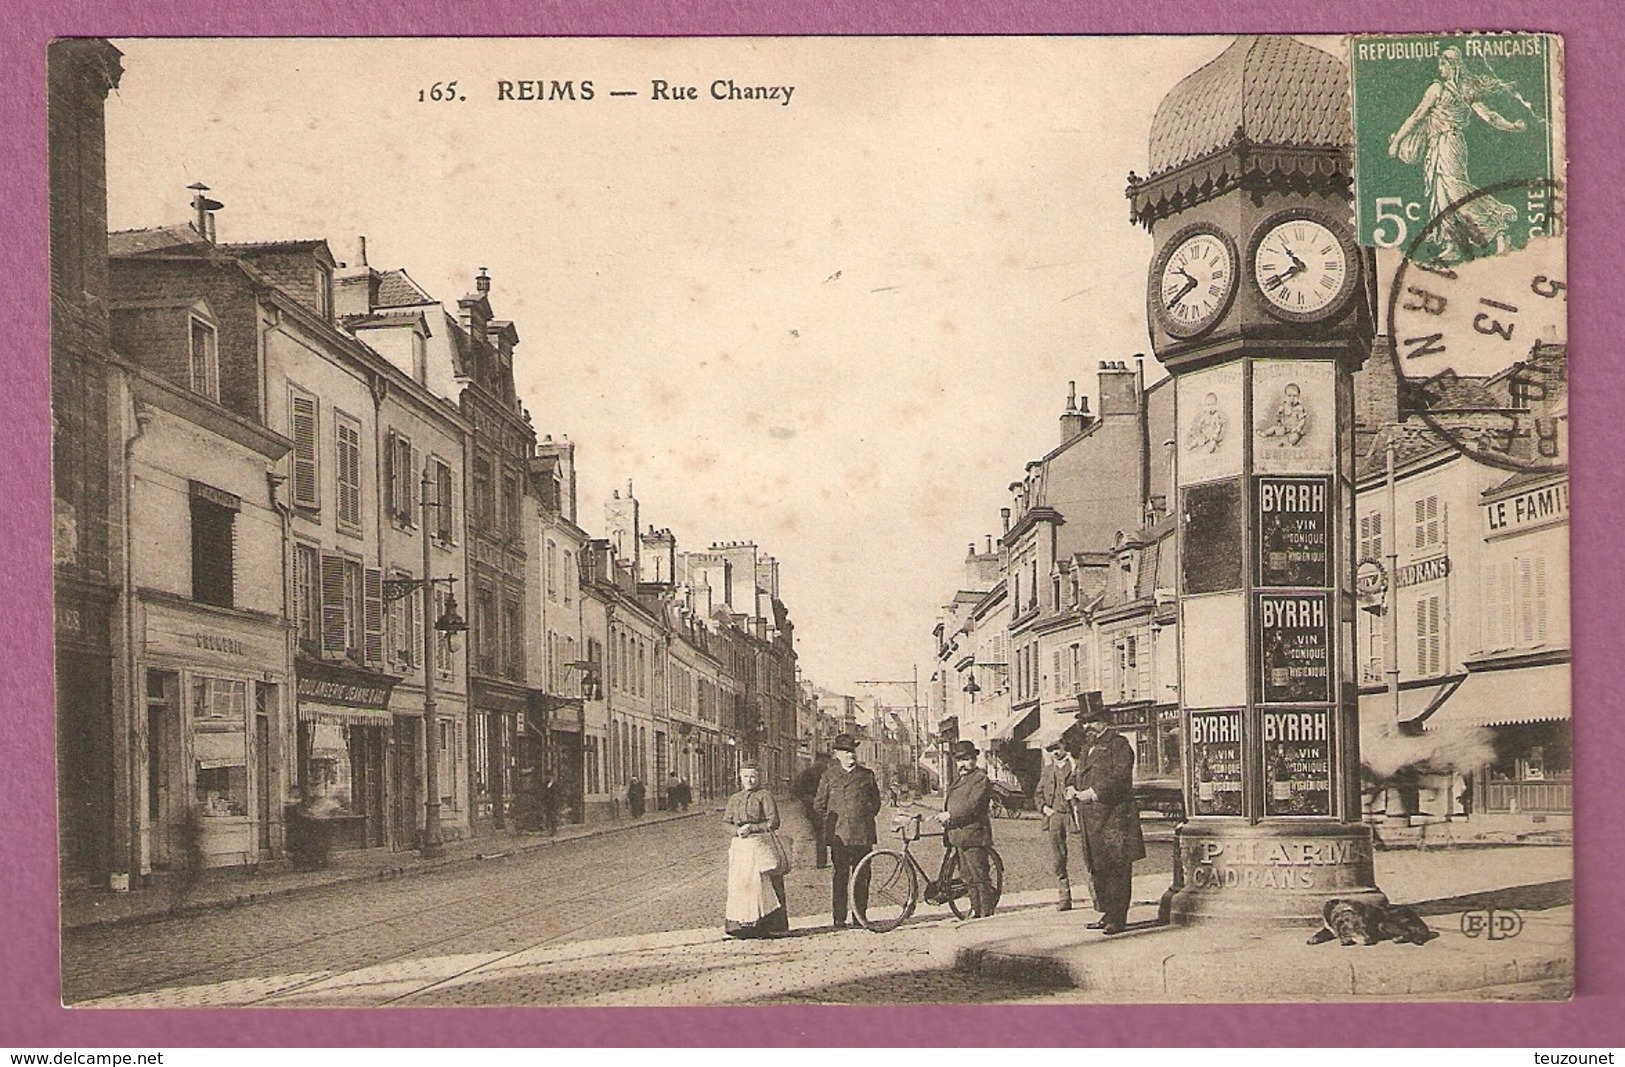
256,711,271,855
391,717,419,849
145,671,181,870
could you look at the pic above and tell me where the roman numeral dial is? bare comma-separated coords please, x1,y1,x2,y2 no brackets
1250,214,1357,323
1152,226,1238,339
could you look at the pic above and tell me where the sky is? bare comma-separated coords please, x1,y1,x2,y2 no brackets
103,35,1237,693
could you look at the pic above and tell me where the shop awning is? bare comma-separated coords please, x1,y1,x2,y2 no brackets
1025,712,1082,750
297,702,395,726
1358,679,1461,729
985,706,1040,742
1420,663,1570,730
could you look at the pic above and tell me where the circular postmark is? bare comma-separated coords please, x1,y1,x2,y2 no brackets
1384,177,1567,474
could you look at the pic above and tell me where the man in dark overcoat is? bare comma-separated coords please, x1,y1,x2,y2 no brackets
935,740,997,918
813,733,882,928
1035,739,1083,912
1067,702,1146,934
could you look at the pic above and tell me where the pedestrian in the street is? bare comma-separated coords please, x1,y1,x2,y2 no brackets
813,733,881,929
1036,738,1084,912
723,762,789,939
1066,699,1146,935
934,740,997,919
667,770,684,812
628,775,646,818
540,772,559,836
791,754,830,869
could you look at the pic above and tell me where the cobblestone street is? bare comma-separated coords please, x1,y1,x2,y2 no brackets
64,807,1173,1007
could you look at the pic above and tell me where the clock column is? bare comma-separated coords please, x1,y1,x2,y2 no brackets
1129,35,1387,928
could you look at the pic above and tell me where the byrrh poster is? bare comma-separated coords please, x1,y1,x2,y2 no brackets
42,30,1574,1020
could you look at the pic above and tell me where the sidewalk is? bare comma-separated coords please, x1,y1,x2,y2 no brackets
60,806,711,933
939,844,1572,1000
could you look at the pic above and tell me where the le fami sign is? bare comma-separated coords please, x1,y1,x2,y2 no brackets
1483,478,1568,538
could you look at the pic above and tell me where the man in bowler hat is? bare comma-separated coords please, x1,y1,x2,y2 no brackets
814,733,882,928
1067,693,1146,934
1035,738,1083,912
935,739,997,918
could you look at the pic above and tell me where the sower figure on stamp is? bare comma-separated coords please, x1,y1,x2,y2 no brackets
814,733,881,929
1067,698,1145,935
934,740,997,919
1036,738,1085,912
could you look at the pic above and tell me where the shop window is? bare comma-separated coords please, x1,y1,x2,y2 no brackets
189,316,219,401
192,677,248,817
307,720,354,812
189,485,237,609
335,413,363,534
289,387,320,510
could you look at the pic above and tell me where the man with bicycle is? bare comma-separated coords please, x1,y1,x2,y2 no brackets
934,740,997,919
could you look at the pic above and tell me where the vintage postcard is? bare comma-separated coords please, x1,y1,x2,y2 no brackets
48,33,1570,1009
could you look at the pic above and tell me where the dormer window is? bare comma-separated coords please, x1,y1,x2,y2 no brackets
315,264,332,320
189,315,219,401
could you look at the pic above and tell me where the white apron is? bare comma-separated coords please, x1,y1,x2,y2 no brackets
725,836,782,923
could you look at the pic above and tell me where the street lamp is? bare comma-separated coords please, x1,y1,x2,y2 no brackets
382,467,467,861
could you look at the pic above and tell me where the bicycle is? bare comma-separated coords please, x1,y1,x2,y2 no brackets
849,811,1004,932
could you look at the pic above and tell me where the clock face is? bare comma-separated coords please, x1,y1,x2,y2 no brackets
1154,228,1237,338
1252,216,1355,321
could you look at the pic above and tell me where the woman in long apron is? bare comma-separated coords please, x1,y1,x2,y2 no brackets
723,763,788,938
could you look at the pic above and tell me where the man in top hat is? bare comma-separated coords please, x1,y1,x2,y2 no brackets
934,740,997,918
1035,736,1084,912
1066,694,1146,934
814,733,882,928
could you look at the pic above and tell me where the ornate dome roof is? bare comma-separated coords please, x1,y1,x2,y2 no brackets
1147,36,1350,177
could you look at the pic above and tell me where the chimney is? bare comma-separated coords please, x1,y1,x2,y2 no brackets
188,182,222,243
356,235,369,267
1099,358,1140,417
967,542,976,558
985,535,993,554
1059,380,1088,443
476,267,491,294
1000,507,1011,535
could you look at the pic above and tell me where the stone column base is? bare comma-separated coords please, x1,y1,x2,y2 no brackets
1162,821,1386,928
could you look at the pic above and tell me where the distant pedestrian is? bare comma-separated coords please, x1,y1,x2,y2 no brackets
723,762,789,938
935,740,996,919
1068,699,1145,935
628,776,646,818
1036,739,1083,912
791,754,830,869
539,772,559,835
814,734,881,929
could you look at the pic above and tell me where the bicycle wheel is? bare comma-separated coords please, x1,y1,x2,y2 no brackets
851,849,917,933
946,847,1005,919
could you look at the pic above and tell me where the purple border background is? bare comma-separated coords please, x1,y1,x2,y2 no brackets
4,1,1621,1048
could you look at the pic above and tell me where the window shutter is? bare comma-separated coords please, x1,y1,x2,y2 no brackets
364,567,384,666
1534,556,1548,643
384,431,397,520
1415,598,1428,675
320,554,346,653
291,394,319,508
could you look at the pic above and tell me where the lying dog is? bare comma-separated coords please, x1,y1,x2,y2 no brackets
1307,898,1439,946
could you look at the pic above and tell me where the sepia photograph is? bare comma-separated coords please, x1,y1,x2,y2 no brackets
44,29,1577,1017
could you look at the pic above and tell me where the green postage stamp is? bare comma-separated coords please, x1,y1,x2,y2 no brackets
1350,33,1563,264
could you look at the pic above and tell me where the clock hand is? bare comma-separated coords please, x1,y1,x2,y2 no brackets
1168,273,1199,307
